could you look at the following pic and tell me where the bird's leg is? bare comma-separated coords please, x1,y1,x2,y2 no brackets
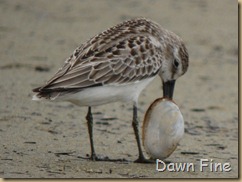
132,104,152,163
86,106,97,161
85,107,128,162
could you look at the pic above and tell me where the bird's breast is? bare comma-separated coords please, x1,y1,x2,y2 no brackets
64,77,155,107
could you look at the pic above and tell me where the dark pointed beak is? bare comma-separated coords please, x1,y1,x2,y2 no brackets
163,80,176,99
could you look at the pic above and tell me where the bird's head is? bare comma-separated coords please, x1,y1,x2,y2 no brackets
159,40,189,99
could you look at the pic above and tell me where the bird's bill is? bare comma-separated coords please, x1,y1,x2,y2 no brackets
163,80,176,99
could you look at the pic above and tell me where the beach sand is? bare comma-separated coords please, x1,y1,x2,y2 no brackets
0,0,238,178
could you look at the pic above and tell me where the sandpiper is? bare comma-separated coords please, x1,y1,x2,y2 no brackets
32,18,189,163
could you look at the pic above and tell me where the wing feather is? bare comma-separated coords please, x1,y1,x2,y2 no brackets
34,21,163,96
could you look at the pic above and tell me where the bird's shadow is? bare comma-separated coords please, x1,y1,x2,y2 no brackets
78,155,172,164
78,155,131,163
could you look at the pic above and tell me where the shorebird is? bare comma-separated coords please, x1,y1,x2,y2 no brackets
32,18,189,163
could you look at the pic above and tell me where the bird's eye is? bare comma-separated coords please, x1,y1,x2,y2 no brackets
173,59,179,68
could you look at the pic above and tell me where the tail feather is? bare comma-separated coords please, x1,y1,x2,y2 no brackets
32,87,81,101
32,86,41,93
32,86,58,100
32,90,61,101
32,83,101,101
32,94,42,101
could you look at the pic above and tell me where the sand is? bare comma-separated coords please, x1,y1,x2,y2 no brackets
0,0,238,178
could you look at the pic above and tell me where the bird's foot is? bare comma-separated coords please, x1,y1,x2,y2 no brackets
134,156,155,163
85,154,129,162
89,153,98,161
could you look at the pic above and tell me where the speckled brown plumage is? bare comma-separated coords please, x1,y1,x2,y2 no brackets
33,17,188,101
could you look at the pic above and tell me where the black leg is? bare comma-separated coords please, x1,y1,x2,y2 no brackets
84,107,129,162
85,105,151,163
132,104,152,163
86,106,96,161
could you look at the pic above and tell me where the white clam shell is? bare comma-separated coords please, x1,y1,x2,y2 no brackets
142,98,184,160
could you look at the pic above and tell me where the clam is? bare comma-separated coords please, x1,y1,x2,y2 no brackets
142,98,184,160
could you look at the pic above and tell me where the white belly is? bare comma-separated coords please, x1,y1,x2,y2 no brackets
63,77,155,106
